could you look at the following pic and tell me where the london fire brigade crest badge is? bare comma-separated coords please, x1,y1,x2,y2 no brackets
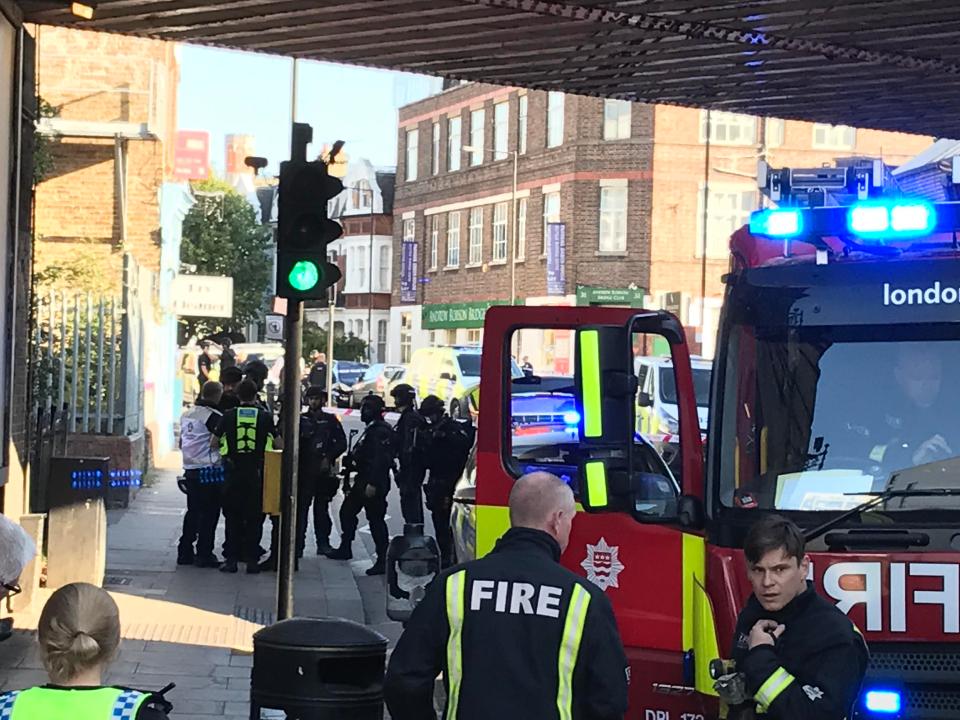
581,537,625,591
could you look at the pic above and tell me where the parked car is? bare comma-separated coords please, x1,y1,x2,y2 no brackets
349,363,405,407
331,360,368,408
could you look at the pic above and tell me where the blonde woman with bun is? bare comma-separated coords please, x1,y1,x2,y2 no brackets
0,583,173,719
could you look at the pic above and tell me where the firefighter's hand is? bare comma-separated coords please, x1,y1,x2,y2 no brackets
364,483,377,499
748,620,784,649
913,434,952,465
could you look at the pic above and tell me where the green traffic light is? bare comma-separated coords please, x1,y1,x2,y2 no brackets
288,260,320,291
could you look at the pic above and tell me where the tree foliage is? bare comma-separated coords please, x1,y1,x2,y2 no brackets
302,320,368,362
180,178,272,337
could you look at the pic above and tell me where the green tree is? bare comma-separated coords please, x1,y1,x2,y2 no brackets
180,178,272,337
302,320,368,362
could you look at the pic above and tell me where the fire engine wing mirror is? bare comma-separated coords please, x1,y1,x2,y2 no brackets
579,459,681,521
637,391,653,408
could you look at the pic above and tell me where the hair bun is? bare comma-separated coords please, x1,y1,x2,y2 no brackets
69,630,101,662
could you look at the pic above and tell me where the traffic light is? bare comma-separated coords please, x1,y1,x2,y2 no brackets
277,159,344,299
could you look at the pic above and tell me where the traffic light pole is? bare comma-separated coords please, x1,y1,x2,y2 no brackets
277,122,312,621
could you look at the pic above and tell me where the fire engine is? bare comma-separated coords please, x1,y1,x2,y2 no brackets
458,160,960,719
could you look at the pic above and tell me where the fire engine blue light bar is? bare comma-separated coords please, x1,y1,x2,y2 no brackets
864,690,901,714
847,200,936,239
749,209,803,238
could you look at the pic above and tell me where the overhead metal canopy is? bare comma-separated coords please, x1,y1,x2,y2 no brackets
20,0,960,137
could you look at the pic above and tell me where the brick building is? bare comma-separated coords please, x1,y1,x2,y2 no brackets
391,83,930,367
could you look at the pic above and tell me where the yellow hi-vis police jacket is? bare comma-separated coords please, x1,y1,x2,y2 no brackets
384,527,629,720
0,686,169,720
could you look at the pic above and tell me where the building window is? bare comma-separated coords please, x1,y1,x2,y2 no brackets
400,312,412,363
516,197,527,260
352,246,368,290
599,185,628,252
812,123,856,150
542,191,560,253
405,128,418,181
518,94,528,155
469,109,485,166
378,245,390,292
603,99,631,140
431,122,441,175
466,329,482,346
494,102,509,160
547,92,564,148
402,218,415,244
377,320,388,364
429,215,439,270
698,187,755,259
446,211,461,267
700,111,756,145
492,202,508,261
468,207,484,265
447,116,462,171
352,179,372,210
765,117,784,148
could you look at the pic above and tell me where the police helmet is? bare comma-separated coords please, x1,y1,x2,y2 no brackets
391,383,416,404
221,366,243,384
304,385,327,400
360,394,386,414
243,359,269,382
419,395,444,417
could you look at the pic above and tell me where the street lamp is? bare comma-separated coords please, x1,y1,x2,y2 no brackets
461,145,519,306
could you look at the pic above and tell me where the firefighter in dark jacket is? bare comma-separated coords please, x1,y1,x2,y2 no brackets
296,386,348,557
391,383,427,525
326,395,394,575
721,515,868,720
419,395,475,567
385,471,629,720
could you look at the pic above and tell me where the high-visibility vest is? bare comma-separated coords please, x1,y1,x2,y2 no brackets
0,686,150,720
220,406,274,456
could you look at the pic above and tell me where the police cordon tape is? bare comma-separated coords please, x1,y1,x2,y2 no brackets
326,407,401,425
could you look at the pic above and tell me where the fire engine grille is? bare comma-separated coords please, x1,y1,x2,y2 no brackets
902,687,960,719
868,646,960,682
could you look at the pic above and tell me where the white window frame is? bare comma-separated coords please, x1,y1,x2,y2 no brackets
812,123,856,150
700,110,756,146
378,244,390,292
516,197,527,260
468,206,484,265
547,92,564,148
494,102,509,161
353,246,368,291
400,312,412,363
447,116,462,172
405,128,418,181
429,215,439,270
599,184,628,252
765,117,784,148
354,179,372,210
697,186,756,259
446,211,461,267
492,202,508,261
518,94,528,155
542,191,560,253
603,99,631,140
466,329,482,346
469,109,485,166
377,319,388,363
431,121,441,175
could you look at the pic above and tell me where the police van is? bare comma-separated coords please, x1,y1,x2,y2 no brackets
406,346,484,415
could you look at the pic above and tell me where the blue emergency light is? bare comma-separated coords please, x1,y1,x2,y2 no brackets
848,200,936,239
863,689,902,714
563,410,581,427
749,208,803,238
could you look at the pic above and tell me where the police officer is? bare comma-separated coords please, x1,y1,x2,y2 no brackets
721,515,868,720
219,337,237,369
212,379,279,574
297,386,348,557
326,395,394,575
391,383,427,525
419,395,475,568
218,366,242,412
385,472,628,720
177,381,224,568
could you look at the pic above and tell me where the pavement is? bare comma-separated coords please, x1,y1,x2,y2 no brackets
0,451,431,719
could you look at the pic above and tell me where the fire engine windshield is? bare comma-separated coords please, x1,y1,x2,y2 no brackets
718,322,960,513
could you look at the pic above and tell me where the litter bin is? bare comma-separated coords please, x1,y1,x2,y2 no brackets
250,617,388,720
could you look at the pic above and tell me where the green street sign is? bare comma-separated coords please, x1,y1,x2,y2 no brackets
422,300,509,329
576,285,646,308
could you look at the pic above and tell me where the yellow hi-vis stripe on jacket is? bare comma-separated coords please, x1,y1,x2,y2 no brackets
0,687,149,720
445,570,467,720
754,666,796,712
442,572,592,720
557,583,592,720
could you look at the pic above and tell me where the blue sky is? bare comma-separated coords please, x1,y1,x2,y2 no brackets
176,44,440,176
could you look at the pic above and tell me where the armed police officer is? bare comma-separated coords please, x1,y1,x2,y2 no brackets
391,383,427,525
385,471,628,720
419,395,475,568
717,515,868,720
326,395,394,575
212,380,279,574
296,387,348,557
